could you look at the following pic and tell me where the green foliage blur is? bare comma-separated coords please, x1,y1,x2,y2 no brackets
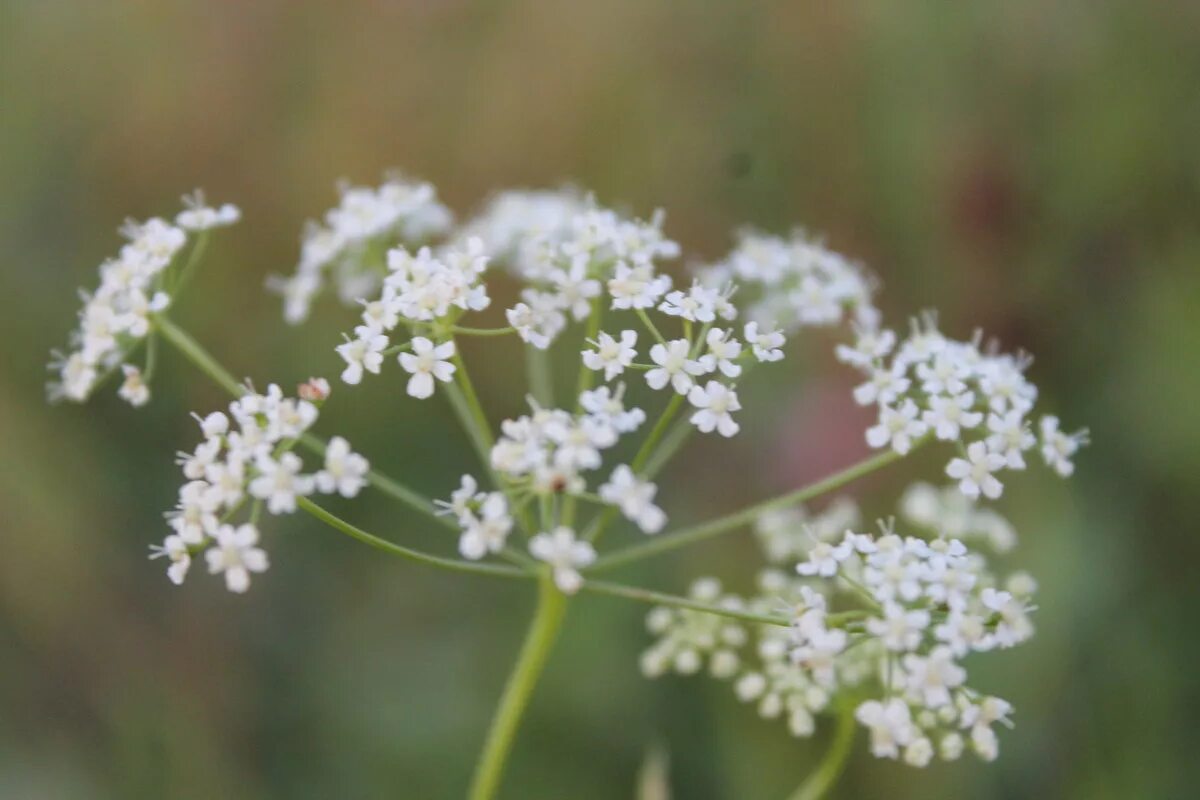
2,2,1197,798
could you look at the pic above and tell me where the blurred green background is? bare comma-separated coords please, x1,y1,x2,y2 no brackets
2,1,1198,798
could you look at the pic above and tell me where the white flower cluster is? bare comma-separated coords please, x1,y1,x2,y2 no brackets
48,192,240,406
843,314,1089,499
454,188,587,279
641,495,1037,767
334,236,491,394
503,205,682,349
696,229,879,334
900,482,1017,553
269,176,453,323
151,381,368,593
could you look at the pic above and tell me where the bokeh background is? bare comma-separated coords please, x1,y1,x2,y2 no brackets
2,2,1198,798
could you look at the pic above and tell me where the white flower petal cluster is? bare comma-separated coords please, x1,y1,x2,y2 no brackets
490,396,626,487
270,176,453,323
436,475,515,560
150,382,367,592
643,498,1037,768
529,527,595,594
843,313,1088,499
697,229,878,334
599,465,666,534
333,236,489,390
454,189,587,279
49,193,239,405
640,579,749,678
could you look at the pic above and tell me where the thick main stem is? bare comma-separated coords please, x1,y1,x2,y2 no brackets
787,705,856,800
469,572,568,800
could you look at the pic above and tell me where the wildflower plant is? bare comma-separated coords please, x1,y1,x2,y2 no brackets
50,178,1087,799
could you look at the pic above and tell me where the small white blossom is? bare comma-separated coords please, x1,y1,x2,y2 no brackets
336,331,388,385
315,436,369,497
866,400,928,454
699,328,743,378
249,452,314,514
118,364,150,407
204,523,269,593
149,534,192,585
646,339,707,394
398,337,457,399
582,330,638,381
923,392,984,441
599,465,666,534
743,321,786,362
458,493,513,560
529,526,595,594
946,442,1007,500
687,381,741,437
1039,415,1088,477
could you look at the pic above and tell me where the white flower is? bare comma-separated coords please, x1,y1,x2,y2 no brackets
923,391,984,441
315,436,369,497
699,328,743,378
659,281,720,322
901,647,966,709
743,321,785,362
176,191,241,230
149,534,192,585
582,330,637,381
599,465,666,534
204,523,269,593
336,331,388,384
866,400,927,454
458,493,513,559
529,526,595,594
856,698,916,759
916,352,971,396
169,480,220,544
579,385,645,433
196,411,229,439
853,364,911,406
548,256,602,320
866,603,930,652
203,457,246,509
688,381,741,437
946,442,1006,500
835,327,895,368
645,339,707,394
118,364,150,407
249,452,314,514
796,539,852,577
986,410,1035,469
435,474,484,521
1039,415,1088,477
506,297,564,350
399,337,457,399
608,261,671,310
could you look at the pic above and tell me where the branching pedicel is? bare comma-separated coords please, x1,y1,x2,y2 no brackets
50,176,1087,799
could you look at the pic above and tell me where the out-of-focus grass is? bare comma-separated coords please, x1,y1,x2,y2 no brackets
1,2,1197,797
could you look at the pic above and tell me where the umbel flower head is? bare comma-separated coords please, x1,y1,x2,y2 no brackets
51,176,1086,794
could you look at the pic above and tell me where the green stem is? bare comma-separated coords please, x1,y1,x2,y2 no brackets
453,325,516,337
154,314,244,396
581,580,790,627
574,297,604,410
590,447,910,571
636,308,668,346
469,572,568,800
787,705,856,800
298,497,528,580
584,392,684,543
526,345,554,408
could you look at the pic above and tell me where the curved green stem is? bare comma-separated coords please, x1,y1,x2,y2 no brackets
469,572,568,800
787,705,856,800
298,497,528,579
590,447,910,571
581,579,791,627
526,345,554,408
